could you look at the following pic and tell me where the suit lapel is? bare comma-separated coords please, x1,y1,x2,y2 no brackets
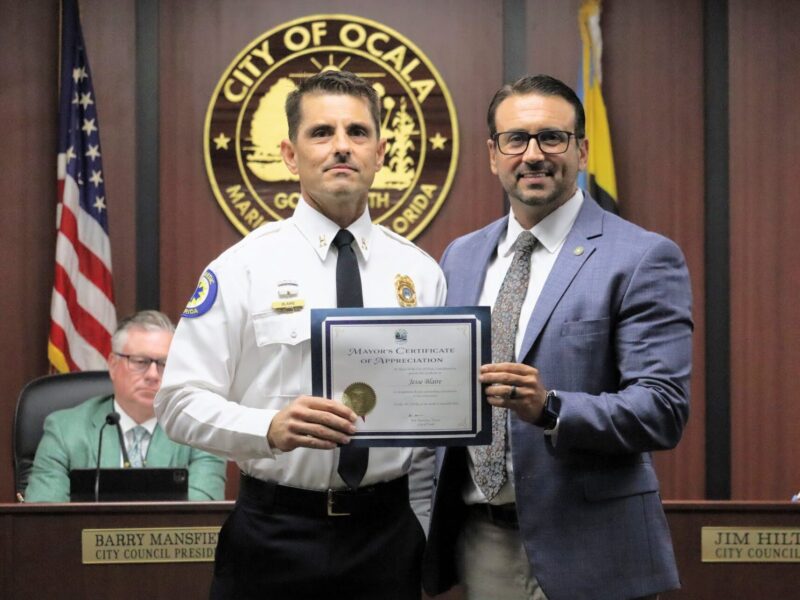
518,197,605,361
446,217,507,306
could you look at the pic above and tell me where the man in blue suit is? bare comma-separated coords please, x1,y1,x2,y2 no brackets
422,75,692,600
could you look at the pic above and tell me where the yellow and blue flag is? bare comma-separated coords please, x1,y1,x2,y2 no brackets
578,0,618,213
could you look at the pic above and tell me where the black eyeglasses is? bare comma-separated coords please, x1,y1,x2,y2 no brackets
114,353,167,375
492,130,578,155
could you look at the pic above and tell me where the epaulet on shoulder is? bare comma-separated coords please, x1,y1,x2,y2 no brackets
216,220,283,264
376,225,435,259
235,220,283,247
247,220,283,238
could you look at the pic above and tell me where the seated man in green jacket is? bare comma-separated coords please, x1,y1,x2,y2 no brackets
25,310,226,502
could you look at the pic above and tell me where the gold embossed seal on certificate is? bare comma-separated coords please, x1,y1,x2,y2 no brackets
342,382,377,420
204,14,459,240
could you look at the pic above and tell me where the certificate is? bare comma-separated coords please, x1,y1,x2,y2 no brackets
311,307,491,447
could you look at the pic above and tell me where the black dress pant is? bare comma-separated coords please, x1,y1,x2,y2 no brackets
210,478,425,600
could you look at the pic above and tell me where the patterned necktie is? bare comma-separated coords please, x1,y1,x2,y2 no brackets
128,426,150,468
473,230,537,500
332,230,369,489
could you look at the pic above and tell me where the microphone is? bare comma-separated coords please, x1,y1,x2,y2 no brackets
94,412,121,502
110,412,132,468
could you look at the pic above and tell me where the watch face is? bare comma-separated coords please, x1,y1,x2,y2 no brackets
541,391,560,429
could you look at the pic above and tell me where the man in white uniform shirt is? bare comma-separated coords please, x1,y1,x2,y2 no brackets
156,70,446,599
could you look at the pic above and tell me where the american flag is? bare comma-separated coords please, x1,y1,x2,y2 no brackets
48,0,116,372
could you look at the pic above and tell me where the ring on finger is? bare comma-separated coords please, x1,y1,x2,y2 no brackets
509,385,517,399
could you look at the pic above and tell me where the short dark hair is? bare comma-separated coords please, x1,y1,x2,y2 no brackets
285,70,382,141
486,74,585,139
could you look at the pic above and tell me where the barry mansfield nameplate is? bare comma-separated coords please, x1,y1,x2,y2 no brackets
311,307,490,446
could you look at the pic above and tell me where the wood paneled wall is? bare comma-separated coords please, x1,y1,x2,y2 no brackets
603,0,707,500
729,0,800,499
0,0,60,504
0,0,796,503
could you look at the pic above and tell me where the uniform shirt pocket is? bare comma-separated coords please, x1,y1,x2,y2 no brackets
251,310,310,397
252,310,310,347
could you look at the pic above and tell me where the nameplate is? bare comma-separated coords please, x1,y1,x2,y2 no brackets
81,526,220,564
702,527,800,562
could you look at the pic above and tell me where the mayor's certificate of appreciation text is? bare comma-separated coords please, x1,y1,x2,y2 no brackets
311,307,491,446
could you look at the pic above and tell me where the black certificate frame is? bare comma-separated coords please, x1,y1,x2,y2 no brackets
310,306,491,447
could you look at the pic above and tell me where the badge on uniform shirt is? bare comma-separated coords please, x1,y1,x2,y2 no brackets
272,279,305,312
277,280,299,298
183,270,218,318
395,274,417,307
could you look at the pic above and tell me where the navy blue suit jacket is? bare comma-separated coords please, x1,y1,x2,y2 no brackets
422,196,692,600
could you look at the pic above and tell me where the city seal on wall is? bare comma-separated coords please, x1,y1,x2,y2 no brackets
204,14,459,240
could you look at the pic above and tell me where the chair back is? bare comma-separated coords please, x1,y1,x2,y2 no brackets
13,371,113,496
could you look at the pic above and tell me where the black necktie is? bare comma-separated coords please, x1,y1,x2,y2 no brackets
332,230,369,489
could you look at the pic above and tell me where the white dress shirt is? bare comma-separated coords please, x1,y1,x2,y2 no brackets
464,190,584,505
114,400,156,466
156,199,446,510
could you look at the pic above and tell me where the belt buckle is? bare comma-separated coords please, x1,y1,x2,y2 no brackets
327,489,351,516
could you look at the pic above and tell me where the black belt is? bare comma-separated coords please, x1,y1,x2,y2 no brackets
470,502,519,529
239,473,409,517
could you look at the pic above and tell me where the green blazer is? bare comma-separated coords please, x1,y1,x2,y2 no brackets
24,394,226,502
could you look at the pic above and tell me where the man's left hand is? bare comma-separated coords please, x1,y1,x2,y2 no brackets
480,362,547,424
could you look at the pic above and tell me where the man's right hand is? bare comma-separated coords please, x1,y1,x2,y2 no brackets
267,396,358,451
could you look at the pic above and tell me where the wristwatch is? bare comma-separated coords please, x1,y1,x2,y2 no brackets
536,390,561,430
